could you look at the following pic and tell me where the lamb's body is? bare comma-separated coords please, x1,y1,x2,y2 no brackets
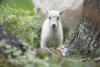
41,11,63,48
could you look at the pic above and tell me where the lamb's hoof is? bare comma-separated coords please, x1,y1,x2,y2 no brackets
57,46,69,57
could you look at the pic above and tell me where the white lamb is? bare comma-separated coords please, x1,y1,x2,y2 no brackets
41,9,63,48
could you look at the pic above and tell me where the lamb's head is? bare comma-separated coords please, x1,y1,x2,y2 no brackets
47,10,62,28
37,6,64,28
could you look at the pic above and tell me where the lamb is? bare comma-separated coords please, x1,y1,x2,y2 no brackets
41,9,63,48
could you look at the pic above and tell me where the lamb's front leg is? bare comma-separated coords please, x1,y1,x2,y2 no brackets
40,39,46,48
40,40,51,52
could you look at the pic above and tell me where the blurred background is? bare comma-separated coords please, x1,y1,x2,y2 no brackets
0,0,100,67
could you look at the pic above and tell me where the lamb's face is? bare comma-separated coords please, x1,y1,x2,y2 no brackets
48,11,62,28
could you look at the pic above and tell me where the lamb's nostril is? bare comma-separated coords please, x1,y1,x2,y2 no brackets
52,24,56,27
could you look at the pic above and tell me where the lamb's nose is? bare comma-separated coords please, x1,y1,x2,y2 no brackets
52,24,56,28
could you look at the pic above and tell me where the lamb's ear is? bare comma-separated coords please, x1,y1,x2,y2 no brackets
59,7,67,15
59,11,63,15
59,9,64,15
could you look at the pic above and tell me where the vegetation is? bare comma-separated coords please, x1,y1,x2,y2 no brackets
0,0,100,67
0,0,41,47
0,41,98,67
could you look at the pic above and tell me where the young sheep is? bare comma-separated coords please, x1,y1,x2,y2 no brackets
41,10,63,48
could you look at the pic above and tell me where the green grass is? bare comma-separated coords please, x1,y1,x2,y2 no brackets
1,0,34,10
0,0,40,47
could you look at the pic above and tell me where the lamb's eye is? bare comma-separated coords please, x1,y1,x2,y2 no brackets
57,17,59,20
49,17,51,19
